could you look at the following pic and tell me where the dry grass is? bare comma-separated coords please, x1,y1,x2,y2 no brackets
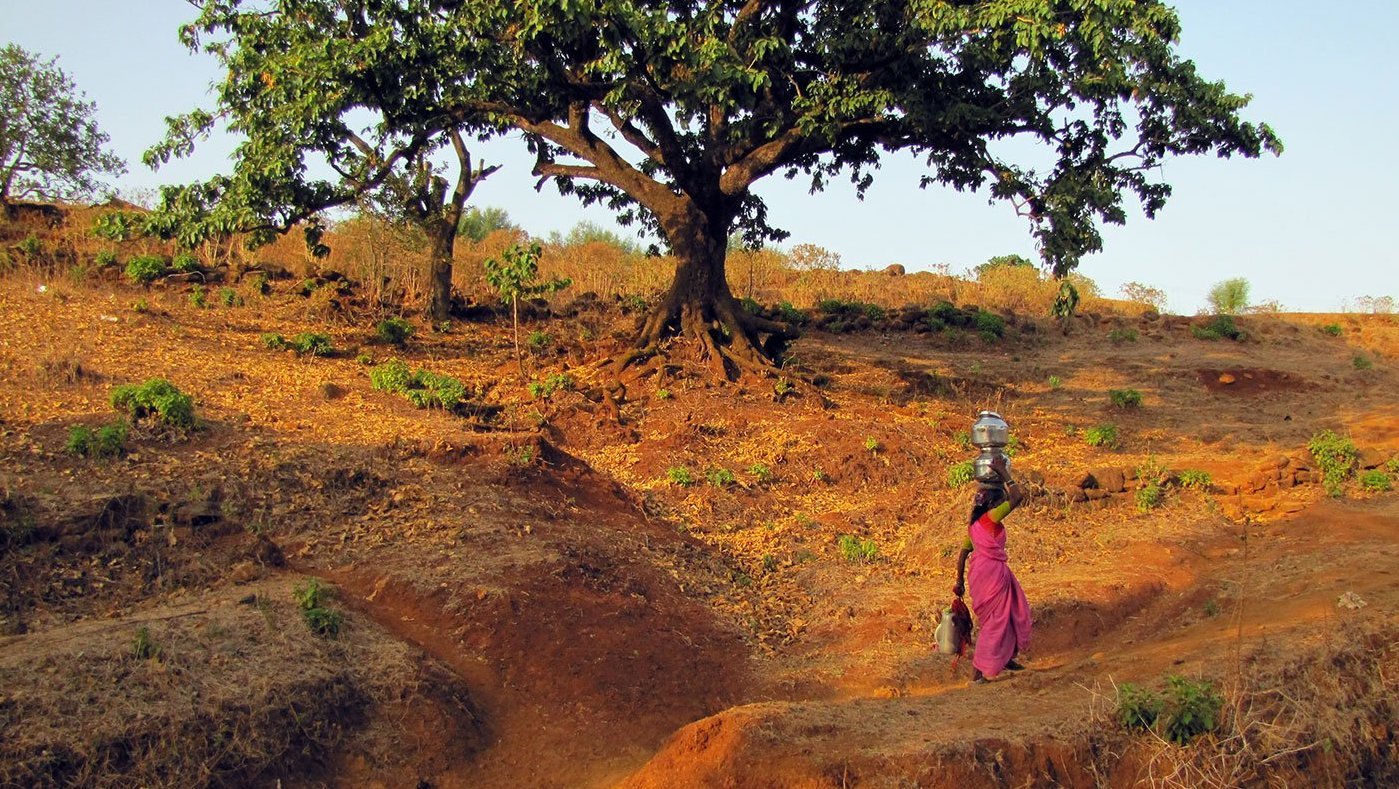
1086,618,1398,788
0,578,472,789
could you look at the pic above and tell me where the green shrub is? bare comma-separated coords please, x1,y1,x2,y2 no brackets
355,352,374,366
1108,327,1138,343
261,332,288,351
1118,676,1222,745
1117,683,1163,730
218,287,240,307
1352,354,1372,370
124,255,166,285
667,466,695,486
17,233,42,256
66,421,128,459
293,579,343,638
370,359,467,409
1308,430,1358,496
370,358,413,393
864,436,880,453
188,285,207,308
1136,484,1164,512
132,626,161,660
947,461,975,487
290,332,333,357
133,298,148,314
1191,314,1245,342
773,378,795,397
94,250,118,268
110,379,195,431
1047,375,1063,389
527,373,574,399
1359,470,1392,492
1178,469,1213,490
171,252,200,273
1387,457,1399,475
1085,424,1119,448
1320,323,1343,336
527,330,551,352
655,388,672,400
974,309,1005,337
774,301,808,324
1108,388,1143,409
706,467,736,487
748,463,772,483
375,317,415,346
837,534,879,563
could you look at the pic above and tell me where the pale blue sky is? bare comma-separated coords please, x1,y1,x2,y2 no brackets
3,1,1395,313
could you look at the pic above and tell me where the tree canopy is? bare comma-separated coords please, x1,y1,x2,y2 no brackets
158,0,1280,378
0,44,125,209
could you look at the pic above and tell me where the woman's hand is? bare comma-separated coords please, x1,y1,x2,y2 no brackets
990,454,1010,480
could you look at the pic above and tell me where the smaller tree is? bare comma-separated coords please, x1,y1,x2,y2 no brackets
458,206,518,243
1206,278,1251,315
974,254,1036,280
0,44,126,210
1120,282,1168,312
483,242,571,375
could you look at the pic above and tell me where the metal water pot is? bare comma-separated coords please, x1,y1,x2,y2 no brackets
971,411,1010,448
970,411,1011,483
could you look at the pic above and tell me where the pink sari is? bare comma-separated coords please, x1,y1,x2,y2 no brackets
967,513,1032,677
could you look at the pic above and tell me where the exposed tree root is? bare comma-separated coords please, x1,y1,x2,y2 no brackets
611,295,797,386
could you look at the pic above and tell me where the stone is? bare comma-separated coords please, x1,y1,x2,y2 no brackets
1088,467,1127,493
1085,488,1111,501
1218,372,1236,385
881,263,906,276
1074,471,1095,489
1065,487,1088,503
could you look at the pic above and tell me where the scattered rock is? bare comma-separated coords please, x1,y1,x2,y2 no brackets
1218,373,1236,385
1086,467,1127,493
880,264,906,276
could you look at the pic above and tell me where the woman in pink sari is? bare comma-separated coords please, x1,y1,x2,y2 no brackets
952,457,1031,684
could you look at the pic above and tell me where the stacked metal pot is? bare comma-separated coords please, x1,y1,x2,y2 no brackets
971,410,1011,487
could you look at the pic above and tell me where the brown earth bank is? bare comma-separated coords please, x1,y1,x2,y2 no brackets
1,239,1397,787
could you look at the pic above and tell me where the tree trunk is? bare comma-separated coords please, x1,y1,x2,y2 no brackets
426,218,455,324
629,217,796,380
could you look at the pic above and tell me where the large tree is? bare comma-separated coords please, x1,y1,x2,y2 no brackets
161,1,1279,378
0,44,126,212
145,5,497,322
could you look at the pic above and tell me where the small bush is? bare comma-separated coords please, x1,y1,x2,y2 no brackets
293,579,343,638
1118,676,1222,745
133,298,148,314
947,461,975,487
110,379,195,431
1178,469,1213,490
1117,683,1163,730
355,352,374,366
773,378,795,398
1352,354,1372,370
375,317,415,346
370,358,412,392
1136,484,1164,512
774,301,808,324
132,626,161,660
655,388,672,400
124,255,166,285
1387,457,1399,475
1047,375,1063,389
1359,470,1392,492
1108,327,1138,343
667,466,695,486
1109,388,1143,409
94,250,118,268
370,359,467,409
188,285,207,308
706,467,736,487
171,253,200,273
749,463,772,483
527,373,574,399
837,534,879,563
1085,424,1119,449
527,330,551,353
218,287,240,307
17,233,42,256
66,421,128,459
864,436,880,453
261,332,288,350
974,309,1005,337
290,332,333,357
1308,430,1359,496
1320,323,1343,336
1191,314,1245,341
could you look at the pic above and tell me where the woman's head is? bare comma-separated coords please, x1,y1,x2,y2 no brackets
969,485,1006,524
